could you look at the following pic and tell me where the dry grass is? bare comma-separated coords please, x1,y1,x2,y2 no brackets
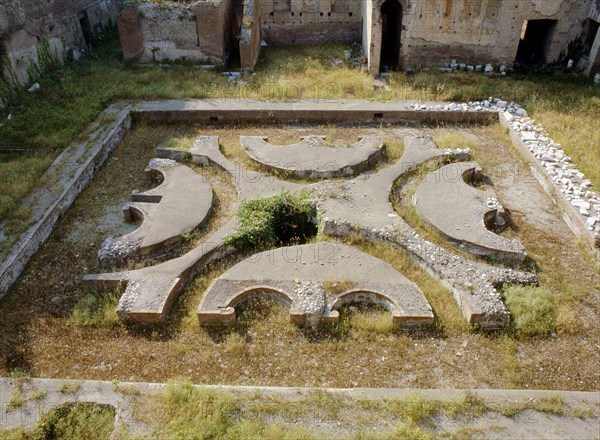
0,124,598,393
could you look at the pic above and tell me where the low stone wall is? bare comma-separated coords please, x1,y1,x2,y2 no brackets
133,99,499,125
0,106,131,298
500,112,600,250
261,12,361,44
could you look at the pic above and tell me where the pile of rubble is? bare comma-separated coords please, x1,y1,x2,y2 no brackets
407,96,599,244
503,111,600,240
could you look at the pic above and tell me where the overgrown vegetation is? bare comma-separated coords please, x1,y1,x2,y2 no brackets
1,402,115,440
68,288,122,327
503,285,558,337
129,382,589,439
224,190,317,250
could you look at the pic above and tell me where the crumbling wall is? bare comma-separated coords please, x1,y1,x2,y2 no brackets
240,0,262,71
585,1,600,75
260,0,361,44
368,0,593,74
117,1,236,65
0,0,117,84
196,0,238,62
136,3,200,62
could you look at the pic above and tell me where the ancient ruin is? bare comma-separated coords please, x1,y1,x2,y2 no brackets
114,0,600,75
1,1,600,437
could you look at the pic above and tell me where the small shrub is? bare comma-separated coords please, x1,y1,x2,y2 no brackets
31,402,115,440
224,190,316,250
503,285,558,337
58,382,81,394
68,289,121,326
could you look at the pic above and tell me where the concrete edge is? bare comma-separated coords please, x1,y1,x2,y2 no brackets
0,107,132,298
499,112,599,258
0,378,598,435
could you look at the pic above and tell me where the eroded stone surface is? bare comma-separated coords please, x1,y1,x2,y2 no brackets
318,136,537,329
86,133,538,328
85,136,303,323
414,161,526,261
241,135,384,178
197,242,434,327
98,160,214,267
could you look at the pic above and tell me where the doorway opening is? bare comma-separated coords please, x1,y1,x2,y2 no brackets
515,19,557,66
582,18,599,57
79,12,93,46
379,0,402,71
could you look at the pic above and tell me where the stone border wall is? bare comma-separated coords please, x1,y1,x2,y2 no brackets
0,106,131,297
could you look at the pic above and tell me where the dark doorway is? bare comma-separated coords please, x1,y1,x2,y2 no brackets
225,0,244,69
582,19,599,53
79,12,93,46
515,19,558,66
380,0,402,71
0,38,6,72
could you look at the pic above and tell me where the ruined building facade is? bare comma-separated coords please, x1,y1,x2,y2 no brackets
118,0,600,76
0,0,118,84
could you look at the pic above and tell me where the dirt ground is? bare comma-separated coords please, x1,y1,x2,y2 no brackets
0,122,598,392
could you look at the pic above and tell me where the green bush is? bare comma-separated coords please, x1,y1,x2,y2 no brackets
503,285,558,337
26,402,115,440
224,191,316,250
68,289,121,327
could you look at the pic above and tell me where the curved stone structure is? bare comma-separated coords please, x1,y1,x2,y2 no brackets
85,134,538,328
197,242,434,327
240,135,384,178
85,136,304,323
98,159,214,266
318,136,538,329
413,162,526,261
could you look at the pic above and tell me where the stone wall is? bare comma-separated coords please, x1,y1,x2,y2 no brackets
367,0,596,74
0,0,117,84
585,1,600,76
113,0,600,75
240,0,262,70
118,1,239,64
260,0,362,44
136,3,201,62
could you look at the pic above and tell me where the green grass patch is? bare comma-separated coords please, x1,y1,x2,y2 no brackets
224,190,317,250
19,402,115,440
503,285,558,337
433,132,478,151
68,289,122,327
158,135,196,151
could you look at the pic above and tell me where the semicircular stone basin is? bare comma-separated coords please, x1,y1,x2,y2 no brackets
240,135,384,178
413,161,525,261
197,242,434,327
98,159,214,267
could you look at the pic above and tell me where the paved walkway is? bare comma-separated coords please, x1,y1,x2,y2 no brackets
1,378,598,439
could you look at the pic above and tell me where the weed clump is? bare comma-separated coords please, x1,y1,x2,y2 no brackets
503,285,558,337
224,190,316,250
68,289,121,327
32,402,115,440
